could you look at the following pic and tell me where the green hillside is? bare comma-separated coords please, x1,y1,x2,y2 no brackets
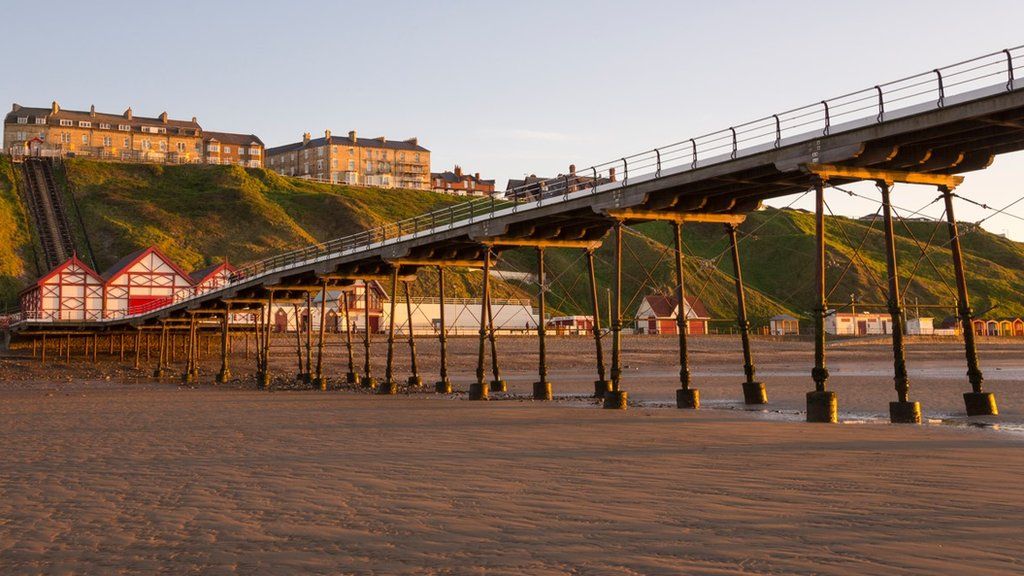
2,157,1023,325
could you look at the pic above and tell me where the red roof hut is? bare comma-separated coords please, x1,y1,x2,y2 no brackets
19,254,104,321
102,246,193,318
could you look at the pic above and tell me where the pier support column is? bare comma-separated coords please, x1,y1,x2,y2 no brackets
217,304,232,384
293,304,305,381
603,223,628,409
119,332,126,362
304,291,313,384
361,281,377,389
942,185,998,416
134,330,141,370
470,252,491,400
342,288,359,384
435,266,452,393
65,334,71,365
726,223,767,405
40,334,47,364
378,268,399,395
879,181,921,423
183,315,197,384
259,295,273,389
807,177,838,422
586,249,611,398
91,333,98,364
314,281,328,390
154,323,167,378
404,280,422,387
486,279,506,393
672,221,698,409
533,247,553,400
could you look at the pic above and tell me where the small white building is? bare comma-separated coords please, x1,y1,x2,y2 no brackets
905,317,934,335
769,314,800,335
382,297,538,335
826,311,893,336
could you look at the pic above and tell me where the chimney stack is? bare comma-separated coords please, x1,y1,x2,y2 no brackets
124,107,133,120
11,103,21,112
406,137,418,146
569,163,576,174
159,111,168,123
348,130,357,142
192,116,197,123
454,165,462,177
302,132,311,145
325,129,332,140
51,101,60,114
376,136,386,144
609,167,616,182
90,104,96,117
474,172,480,180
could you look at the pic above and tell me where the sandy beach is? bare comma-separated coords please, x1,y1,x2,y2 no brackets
2,335,1023,574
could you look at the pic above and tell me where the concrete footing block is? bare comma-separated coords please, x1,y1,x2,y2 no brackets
181,372,195,384
376,380,398,395
258,372,271,390
676,388,700,409
963,392,998,416
489,379,507,393
407,375,423,387
216,370,231,384
360,376,377,389
889,400,922,424
345,372,360,385
314,377,327,391
593,380,612,398
602,390,628,409
806,390,837,423
532,381,552,400
434,380,453,394
468,382,489,400
742,381,768,405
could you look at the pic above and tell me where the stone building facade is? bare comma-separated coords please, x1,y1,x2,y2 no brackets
3,101,263,167
265,130,430,189
430,165,496,196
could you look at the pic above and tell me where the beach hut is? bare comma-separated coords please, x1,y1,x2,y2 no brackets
634,294,710,335
547,315,594,334
905,317,934,335
102,246,194,318
769,314,800,335
19,255,104,321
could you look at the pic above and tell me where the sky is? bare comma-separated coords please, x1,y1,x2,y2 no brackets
3,0,1024,239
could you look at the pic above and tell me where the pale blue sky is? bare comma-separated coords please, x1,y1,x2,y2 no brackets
3,0,1024,238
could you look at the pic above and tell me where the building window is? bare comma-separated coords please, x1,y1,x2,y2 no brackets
81,134,89,144
123,137,130,147
142,140,151,150
317,147,323,157
331,159,337,168
102,136,112,146
100,123,111,130
34,117,46,125
207,144,219,152
317,160,323,170
118,124,130,131
79,121,91,128
365,160,372,173
348,160,355,171
249,147,260,156
16,116,28,124
177,142,186,152
414,153,420,162
159,141,167,152
348,148,353,155
60,132,71,144
59,119,73,127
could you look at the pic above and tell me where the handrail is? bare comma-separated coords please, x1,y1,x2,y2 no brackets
9,45,1024,328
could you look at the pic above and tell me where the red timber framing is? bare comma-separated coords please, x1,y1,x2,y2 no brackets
102,247,194,319
191,261,236,297
19,255,104,321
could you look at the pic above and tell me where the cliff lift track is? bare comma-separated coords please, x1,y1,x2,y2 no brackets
19,158,76,271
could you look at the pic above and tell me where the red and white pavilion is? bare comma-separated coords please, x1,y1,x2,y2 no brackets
19,254,104,321
101,246,194,318
190,261,236,296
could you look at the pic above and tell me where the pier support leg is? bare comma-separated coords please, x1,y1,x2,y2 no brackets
808,177,838,422
672,221,699,409
879,181,920,423
134,330,141,370
91,333,98,364
314,281,328,390
342,288,359,384
405,280,422,387
470,252,491,400
259,296,273,389
486,275,506,393
183,316,197,384
154,324,167,378
361,281,376,389
726,223,767,405
40,334,47,364
293,304,305,382
65,334,71,365
435,266,452,393
119,332,126,362
604,223,628,409
217,304,232,384
941,186,998,416
304,291,313,384
378,268,399,395
533,247,553,400
586,249,611,398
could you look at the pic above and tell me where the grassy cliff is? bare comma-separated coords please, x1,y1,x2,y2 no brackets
2,157,1023,324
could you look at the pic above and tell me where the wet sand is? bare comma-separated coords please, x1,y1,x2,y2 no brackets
1,336,1023,574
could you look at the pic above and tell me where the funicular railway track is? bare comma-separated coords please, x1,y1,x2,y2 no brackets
19,158,76,270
